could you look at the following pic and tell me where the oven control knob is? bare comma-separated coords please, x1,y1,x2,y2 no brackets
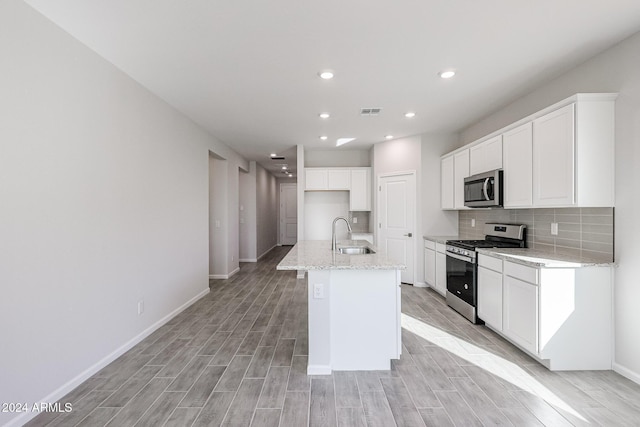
464,284,469,290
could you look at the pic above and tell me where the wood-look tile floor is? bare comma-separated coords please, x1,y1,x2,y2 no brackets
27,246,640,426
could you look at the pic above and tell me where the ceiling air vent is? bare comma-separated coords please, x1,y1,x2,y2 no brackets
270,156,285,160
360,108,382,116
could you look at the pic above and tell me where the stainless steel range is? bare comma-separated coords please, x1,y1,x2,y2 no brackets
445,223,526,324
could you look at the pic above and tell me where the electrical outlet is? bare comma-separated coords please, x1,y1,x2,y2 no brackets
137,300,144,315
551,222,559,235
471,219,476,227
353,217,358,224
313,283,324,299
215,219,221,228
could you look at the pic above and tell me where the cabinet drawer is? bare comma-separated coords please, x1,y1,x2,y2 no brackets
436,243,446,253
478,254,503,273
504,261,538,285
424,240,436,250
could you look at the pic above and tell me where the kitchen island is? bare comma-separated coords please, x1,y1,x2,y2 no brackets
277,240,405,375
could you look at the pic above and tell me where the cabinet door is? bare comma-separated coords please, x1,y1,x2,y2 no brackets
305,169,328,190
533,104,575,206
503,122,533,208
470,136,503,175
441,155,454,209
350,168,371,211
327,169,351,190
477,266,503,331
503,275,538,354
453,150,470,209
435,252,447,296
424,247,436,287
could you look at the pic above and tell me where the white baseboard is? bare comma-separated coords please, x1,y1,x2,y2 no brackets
257,245,277,261
613,362,640,385
6,287,210,427
209,267,240,280
413,281,428,288
239,258,257,263
307,365,332,375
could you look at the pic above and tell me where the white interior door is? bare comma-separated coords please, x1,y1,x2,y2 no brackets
280,183,297,245
378,173,415,284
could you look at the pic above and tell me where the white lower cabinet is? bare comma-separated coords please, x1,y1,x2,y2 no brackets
435,249,447,296
477,254,503,331
424,241,436,288
486,259,613,370
503,275,538,354
424,240,447,296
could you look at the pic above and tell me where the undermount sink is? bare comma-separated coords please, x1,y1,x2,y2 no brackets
337,246,375,255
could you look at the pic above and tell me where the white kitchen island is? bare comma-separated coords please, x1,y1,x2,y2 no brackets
277,240,405,375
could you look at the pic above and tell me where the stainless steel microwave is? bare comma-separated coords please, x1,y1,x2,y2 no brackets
464,169,503,208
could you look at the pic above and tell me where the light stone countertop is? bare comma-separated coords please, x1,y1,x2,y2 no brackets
423,235,459,244
477,247,615,268
276,240,406,271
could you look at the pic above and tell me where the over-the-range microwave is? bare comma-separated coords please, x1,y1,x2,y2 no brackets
464,169,503,208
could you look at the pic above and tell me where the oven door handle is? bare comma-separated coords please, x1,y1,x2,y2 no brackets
446,251,474,263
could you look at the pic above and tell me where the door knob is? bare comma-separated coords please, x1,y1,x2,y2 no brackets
404,233,413,237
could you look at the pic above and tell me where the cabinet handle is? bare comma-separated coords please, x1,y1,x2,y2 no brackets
404,233,413,237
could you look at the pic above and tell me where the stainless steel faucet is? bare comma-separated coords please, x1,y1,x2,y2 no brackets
332,216,352,252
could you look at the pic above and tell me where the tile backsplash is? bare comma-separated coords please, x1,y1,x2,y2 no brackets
459,207,614,262
349,211,370,233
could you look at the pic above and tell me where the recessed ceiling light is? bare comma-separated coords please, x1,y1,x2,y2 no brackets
270,153,277,157
282,166,287,170
404,112,416,118
320,135,328,140
336,137,356,147
385,135,394,140
319,112,330,119
439,70,456,79
318,70,334,80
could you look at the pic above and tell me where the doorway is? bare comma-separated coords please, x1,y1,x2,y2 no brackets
378,171,416,284
280,183,297,245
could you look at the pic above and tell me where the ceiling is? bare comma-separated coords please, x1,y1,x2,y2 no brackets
23,0,640,178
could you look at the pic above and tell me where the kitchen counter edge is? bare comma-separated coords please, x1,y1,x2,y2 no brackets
276,240,406,271
423,235,459,244
476,248,615,268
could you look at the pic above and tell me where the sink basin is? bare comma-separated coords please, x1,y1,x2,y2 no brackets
337,246,375,255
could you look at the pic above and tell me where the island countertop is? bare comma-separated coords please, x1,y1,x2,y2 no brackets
276,240,406,271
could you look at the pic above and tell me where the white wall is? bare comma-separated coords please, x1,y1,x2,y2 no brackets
0,2,248,425
256,163,278,258
239,164,257,261
421,133,459,236
304,192,351,240
305,149,371,167
459,30,640,382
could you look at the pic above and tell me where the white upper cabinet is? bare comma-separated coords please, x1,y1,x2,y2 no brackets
533,104,575,206
469,135,503,175
440,93,616,211
503,122,533,208
327,169,351,190
304,167,371,211
453,149,470,209
440,155,454,210
349,168,371,211
305,168,328,190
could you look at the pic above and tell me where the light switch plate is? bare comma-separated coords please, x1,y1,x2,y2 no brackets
551,222,559,235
